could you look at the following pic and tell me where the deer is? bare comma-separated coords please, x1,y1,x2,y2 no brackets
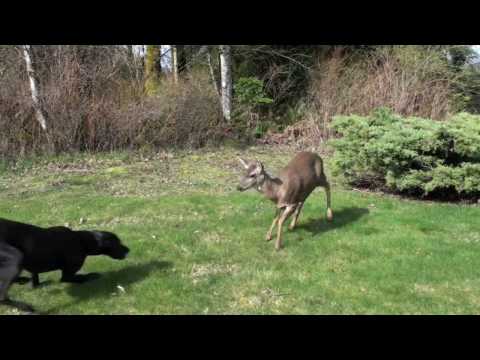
237,152,333,251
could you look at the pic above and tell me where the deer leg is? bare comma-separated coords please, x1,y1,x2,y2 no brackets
266,208,281,241
289,202,304,230
324,181,333,221
275,205,296,251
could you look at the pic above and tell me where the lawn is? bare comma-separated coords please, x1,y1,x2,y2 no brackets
1,146,480,315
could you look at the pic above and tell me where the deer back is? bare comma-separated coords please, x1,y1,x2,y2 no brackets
277,152,324,204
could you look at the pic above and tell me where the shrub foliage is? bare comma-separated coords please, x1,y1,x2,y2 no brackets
330,108,480,200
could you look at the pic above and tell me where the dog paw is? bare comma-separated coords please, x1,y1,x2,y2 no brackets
61,273,100,284
14,276,31,285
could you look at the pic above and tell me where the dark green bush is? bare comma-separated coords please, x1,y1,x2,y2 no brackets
330,108,480,200
234,77,273,107
232,77,273,139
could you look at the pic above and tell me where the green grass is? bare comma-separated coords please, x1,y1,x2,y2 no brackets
1,146,480,314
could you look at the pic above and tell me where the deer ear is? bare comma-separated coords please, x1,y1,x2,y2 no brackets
238,157,249,169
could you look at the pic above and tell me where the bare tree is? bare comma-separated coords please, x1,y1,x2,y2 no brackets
206,46,220,96
172,45,179,84
219,45,233,122
21,45,48,131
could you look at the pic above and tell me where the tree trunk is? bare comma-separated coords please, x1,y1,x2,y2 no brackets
219,45,233,122
145,45,162,95
207,47,220,97
177,45,187,73
127,45,134,60
172,45,179,84
22,45,48,131
131,45,143,82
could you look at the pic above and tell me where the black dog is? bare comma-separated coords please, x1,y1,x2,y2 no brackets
0,218,129,312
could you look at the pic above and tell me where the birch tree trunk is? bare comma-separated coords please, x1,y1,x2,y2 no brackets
22,45,48,131
172,45,179,84
131,45,143,82
219,45,233,122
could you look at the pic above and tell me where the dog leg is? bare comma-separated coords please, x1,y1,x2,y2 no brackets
32,273,40,288
0,243,35,313
60,257,86,283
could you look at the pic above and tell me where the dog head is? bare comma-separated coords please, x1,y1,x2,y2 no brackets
91,231,130,260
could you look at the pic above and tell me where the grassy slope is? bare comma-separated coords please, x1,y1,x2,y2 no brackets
1,146,480,315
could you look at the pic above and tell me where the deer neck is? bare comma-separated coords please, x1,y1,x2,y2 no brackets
257,172,282,202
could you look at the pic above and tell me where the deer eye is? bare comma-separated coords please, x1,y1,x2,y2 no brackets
249,174,256,178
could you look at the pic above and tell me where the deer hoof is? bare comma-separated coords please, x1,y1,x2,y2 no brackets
327,209,333,222
265,234,273,242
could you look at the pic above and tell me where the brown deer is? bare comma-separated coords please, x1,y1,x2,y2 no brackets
237,152,333,251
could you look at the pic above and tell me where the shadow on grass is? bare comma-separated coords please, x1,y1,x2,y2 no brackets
297,207,369,236
44,260,172,314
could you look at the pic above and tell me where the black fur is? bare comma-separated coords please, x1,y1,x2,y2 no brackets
0,218,129,313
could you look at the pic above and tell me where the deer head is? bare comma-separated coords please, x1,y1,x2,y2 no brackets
236,157,265,192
